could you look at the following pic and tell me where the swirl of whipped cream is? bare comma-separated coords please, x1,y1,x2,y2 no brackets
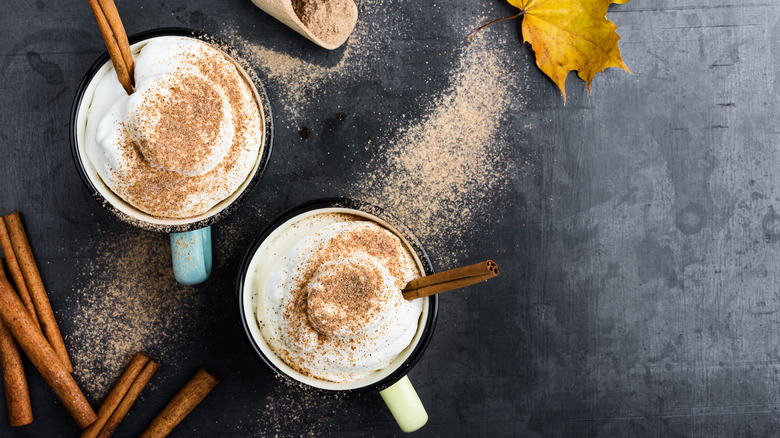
260,219,423,384
306,256,398,339
124,71,234,176
84,37,263,219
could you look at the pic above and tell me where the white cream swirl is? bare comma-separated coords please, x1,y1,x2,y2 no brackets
84,36,263,219
259,219,423,383
123,71,234,176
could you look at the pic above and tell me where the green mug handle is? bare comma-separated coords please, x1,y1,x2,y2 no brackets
169,227,212,285
379,375,428,433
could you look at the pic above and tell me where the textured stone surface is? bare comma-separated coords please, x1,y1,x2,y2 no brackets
1,0,779,436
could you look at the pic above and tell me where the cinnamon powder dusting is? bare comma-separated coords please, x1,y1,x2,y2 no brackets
66,229,203,399
255,215,423,383
256,381,347,436
355,40,518,266
277,219,414,380
306,260,383,336
107,41,263,219
131,74,224,175
223,6,521,266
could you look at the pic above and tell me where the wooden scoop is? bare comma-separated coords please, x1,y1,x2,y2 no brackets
250,0,358,50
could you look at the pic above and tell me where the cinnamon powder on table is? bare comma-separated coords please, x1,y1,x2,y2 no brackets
225,6,524,266
355,37,520,266
67,229,204,399
224,0,371,120
292,0,354,46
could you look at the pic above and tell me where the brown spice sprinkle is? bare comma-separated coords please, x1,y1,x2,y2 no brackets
257,379,348,436
130,73,225,176
272,216,419,381
223,6,523,266
355,37,519,266
67,229,203,399
306,258,388,337
107,39,263,219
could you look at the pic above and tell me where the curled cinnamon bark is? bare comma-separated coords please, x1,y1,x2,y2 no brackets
402,260,499,300
97,359,159,438
0,220,39,328
2,212,72,372
0,262,32,427
140,369,218,437
85,0,134,94
81,352,151,438
0,274,95,428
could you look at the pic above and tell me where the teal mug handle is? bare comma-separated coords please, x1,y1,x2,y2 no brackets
170,227,212,285
379,375,428,433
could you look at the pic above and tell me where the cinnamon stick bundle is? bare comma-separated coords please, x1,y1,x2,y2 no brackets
0,275,96,428
0,221,39,328
0,262,32,427
85,0,134,94
140,369,219,438
96,359,159,438
402,260,500,301
2,212,73,372
81,352,156,438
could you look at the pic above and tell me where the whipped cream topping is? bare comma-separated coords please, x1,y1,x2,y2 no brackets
257,215,423,383
84,36,263,218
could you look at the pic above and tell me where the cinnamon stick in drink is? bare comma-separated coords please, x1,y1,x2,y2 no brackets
140,369,219,437
0,220,39,328
0,275,96,428
93,0,134,83
96,359,159,438
402,260,499,301
85,0,134,94
0,262,32,427
3,212,73,372
81,352,150,438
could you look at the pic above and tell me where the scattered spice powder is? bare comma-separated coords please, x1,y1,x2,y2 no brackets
66,229,204,399
354,36,518,266
223,37,345,121
224,0,373,120
107,41,263,219
256,380,346,437
223,4,521,266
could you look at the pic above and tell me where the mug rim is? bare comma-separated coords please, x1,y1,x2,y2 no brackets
235,198,439,398
69,27,275,233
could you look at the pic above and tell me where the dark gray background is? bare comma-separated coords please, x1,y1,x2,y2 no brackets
1,0,779,436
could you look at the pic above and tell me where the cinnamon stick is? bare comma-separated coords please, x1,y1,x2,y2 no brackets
85,0,134,94
96,359,159,438
0,221,39,328
402,260,499,301
81,352,150,438
0,263,32,427
3,212,73,372
94,0,134,84
140,369,219,438
0,276,96,428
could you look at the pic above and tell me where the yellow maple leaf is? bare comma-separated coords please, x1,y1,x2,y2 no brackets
504,0,631,101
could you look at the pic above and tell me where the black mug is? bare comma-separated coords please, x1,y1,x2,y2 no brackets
70,28,274,285
236,199,439,432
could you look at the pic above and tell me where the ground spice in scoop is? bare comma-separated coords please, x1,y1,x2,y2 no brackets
292,0,354,45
